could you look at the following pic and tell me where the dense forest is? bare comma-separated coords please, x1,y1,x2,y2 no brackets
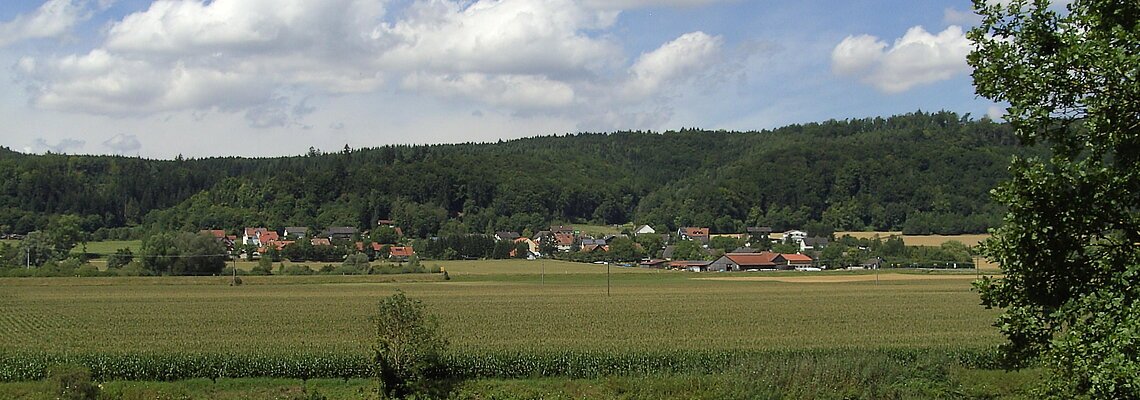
0,110,1031,238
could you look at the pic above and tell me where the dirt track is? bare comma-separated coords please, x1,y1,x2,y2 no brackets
694,272,992,283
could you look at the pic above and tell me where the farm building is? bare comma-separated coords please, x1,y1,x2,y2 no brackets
283,227,309,239
669,260,712,272
707,252,787,272
783,253,814,268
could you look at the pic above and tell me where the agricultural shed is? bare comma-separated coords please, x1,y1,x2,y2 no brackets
669,260,712,272
707,252,787,272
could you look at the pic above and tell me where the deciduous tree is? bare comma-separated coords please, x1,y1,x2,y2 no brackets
970,0,1140,397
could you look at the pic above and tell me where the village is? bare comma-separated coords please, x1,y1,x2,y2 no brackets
200,220,865,273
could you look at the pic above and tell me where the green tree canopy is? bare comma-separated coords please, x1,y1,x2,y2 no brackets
970,0,1140,397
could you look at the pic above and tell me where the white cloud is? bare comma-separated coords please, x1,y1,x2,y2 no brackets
0,0,90,47
831,25,970,93
986,104,1007,121
625,31,723,98
582,0,732,10
943,8,981,26
403,73,576,110
31,137,86,154
13,0,729,134
374,0,621,78
102,133,141,154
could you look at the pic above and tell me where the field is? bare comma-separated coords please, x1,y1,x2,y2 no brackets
0,261,1000,355
835,231,991,247
836,231,999,270
70,240,142,255
1,259,1028,398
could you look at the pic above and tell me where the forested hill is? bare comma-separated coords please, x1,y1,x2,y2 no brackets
0,110,1030,238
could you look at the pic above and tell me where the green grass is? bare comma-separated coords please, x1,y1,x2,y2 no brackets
0,262,1000,356
0,364,1043,399
70,240,142,255
570,223,628,237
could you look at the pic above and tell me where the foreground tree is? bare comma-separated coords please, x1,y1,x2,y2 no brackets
970,0,1140,397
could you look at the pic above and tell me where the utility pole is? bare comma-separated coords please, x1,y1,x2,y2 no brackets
232,251,238,285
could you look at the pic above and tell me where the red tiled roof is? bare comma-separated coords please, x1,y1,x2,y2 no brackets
355,242,385,251
724,252,783,267
555,233,575,246
389,246,415,257
311,238,331,246
682,227,709,237
200,229,226,239
267,240,293,251
782,253,813,262
669,260,711,268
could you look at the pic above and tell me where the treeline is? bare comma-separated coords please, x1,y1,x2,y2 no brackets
0,111,1032,237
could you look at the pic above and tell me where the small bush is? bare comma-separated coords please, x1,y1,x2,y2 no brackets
373,292,451,399
282,264,316,275
46,364,99,400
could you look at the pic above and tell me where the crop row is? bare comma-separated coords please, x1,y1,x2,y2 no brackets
0,347,1003,382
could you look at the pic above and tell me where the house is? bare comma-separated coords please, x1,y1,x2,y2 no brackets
661,245,676,260
783,253,814,268
550,225,575,235
511,237,540,258
260,240,294,253
354,242,384,252
746,226,773,241
243,228,279,247
862,257,883,269
310,237,332,246
677,227,710,243
283,227,309,239
495,231,521,241
580,243,606,253
634,225,656,235
322,227,359,242
199,230,235,250
640,259,668,268
377,219,396,227
800,237,829,252
783,230,808,243
554,232,576,251
707,252,788,272
389,246,415,260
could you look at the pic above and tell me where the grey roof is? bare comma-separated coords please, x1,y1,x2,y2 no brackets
495,231,521,240
802,237,830,246
324,227,359,236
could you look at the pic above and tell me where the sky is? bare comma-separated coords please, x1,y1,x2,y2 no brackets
0,0,1002,159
